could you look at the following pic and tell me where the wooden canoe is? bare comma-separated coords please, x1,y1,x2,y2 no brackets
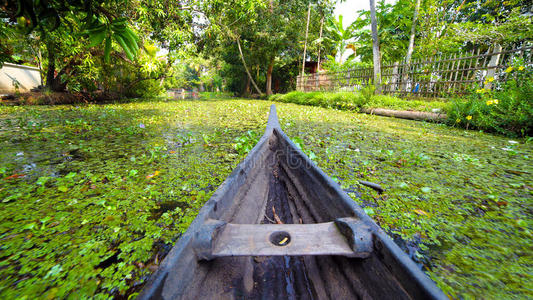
138,105,446,300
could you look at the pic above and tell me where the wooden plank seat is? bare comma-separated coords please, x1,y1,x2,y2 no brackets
193,218,373,260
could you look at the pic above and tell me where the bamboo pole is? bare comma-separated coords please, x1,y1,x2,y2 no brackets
300,3,312,91
370,0,382,93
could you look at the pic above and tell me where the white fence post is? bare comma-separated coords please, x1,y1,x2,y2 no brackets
484,44,502,90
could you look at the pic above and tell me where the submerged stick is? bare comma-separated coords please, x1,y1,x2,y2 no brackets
358,180,384,194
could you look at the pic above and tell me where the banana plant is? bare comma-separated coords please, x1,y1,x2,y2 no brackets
85,16,139,63
318,15,357,63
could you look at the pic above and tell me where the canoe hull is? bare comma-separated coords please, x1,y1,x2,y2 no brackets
138,105,446,300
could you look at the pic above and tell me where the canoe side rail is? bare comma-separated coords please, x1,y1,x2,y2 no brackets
193,217,373,260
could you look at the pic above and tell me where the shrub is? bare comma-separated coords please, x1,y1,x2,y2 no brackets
447,63,533,137
269,90,449,113
199,92,233,100
370,95,449,112
128,79,166,98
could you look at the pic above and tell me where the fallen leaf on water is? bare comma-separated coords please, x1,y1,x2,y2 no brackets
4,173,25,180
496,201,508,207
146,170,160,179
505,169,529,175
413,209,429,216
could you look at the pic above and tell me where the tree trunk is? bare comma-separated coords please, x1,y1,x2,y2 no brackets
244,74,251,95
402,0,421,91
405,0,421,64
370,0,382,94
266,57,275,96
300,3,311,90
236,37,262,95
32,42,44,87
45,40,69,92
317,15,324,72
360,107,446,122
437,0,465,41
45,41,56,90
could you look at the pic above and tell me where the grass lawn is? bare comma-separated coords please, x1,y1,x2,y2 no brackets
0,99,531,299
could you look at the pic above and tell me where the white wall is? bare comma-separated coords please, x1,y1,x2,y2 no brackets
0,63,42,94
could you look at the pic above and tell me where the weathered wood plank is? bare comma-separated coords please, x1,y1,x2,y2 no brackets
193,218,373,259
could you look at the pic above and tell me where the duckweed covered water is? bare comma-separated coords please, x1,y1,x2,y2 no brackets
0,99,531,299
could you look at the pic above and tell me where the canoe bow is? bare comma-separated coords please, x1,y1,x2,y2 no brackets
138,104,447,300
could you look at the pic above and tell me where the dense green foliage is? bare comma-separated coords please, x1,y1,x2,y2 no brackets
1,0,195,96
1,100,531,298
350,0,414,63
270,91,450,112
201,0,336,95
415,0,532,58
345,0,532,66
447,64,533,136
274,66,533,137
3,0,530,97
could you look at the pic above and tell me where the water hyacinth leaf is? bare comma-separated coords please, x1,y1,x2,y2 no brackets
23,222,36,230
95,199,106,206
398,182,408,189
308,151,317,160
65,172,77,179
420,187,431,193
2,192,21,202
36,176,50,185
363,207,375,216
44,264,63,279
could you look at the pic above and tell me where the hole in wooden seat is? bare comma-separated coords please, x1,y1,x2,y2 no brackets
269,231,291,246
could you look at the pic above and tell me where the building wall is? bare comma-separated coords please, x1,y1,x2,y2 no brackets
0,63,42,94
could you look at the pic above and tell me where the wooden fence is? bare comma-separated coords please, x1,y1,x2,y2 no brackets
296,45,532,97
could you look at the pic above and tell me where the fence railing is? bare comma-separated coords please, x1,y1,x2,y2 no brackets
296,45,532,97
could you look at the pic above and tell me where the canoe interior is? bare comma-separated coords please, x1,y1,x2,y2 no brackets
139,106,445,300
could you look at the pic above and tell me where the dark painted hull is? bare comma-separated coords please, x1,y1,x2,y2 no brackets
138,105,446,300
